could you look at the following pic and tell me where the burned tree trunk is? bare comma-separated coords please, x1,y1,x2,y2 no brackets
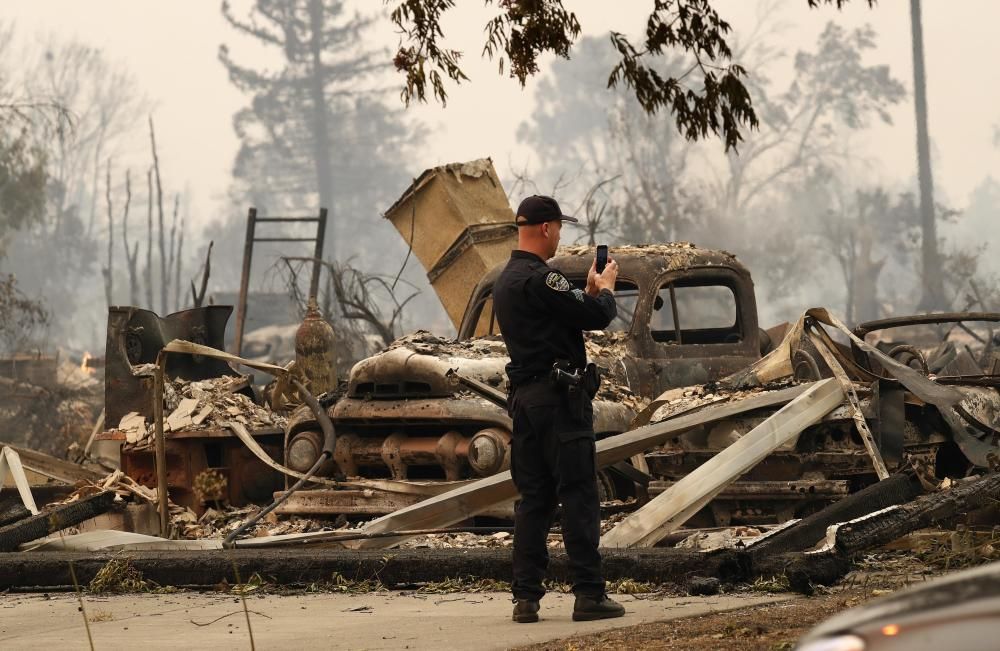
190,241,213,308
749,472,923,558
307,0,335,259
149,116,168,314
145,167,154,309
910,0,944,310
167,193,178,311
834,473,1000,555
174,214,184,312
102,158,114,306
851,223,885,323
121,170,140,306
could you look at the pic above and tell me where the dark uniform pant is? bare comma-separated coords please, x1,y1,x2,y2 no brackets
509,382,604,601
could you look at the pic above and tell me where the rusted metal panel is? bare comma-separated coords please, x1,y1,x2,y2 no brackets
853,312,1000,339
104,305,238,426
648,479,849,499
332,395,510,428
384,159,518,328
120,434,284,511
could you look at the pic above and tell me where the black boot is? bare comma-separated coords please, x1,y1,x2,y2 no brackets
512,598,540,623
572,594,625,621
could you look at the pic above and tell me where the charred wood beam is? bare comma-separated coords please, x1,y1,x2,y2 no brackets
748,472,922,558
831,472,1000,556
0,491,116,552
0,502,31,528
751,552,852,596
0,547,845,594
853,312,1000,339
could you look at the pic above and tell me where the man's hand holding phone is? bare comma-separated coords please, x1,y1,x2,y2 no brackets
586,245,618,297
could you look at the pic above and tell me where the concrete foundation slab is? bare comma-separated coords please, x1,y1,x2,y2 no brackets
0,590,787,650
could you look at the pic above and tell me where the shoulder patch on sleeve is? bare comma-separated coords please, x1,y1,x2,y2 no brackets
545,271,571,292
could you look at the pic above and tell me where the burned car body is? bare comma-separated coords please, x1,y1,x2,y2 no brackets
643,310,1000,528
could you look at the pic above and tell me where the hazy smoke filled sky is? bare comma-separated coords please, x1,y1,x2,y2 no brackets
7,0,1000,226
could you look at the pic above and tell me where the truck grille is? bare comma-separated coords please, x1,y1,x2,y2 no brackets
352,381,433,398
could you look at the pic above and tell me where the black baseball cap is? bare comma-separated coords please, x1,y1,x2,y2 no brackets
515,195,579,225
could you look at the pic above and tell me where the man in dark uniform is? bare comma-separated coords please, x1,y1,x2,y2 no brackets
493,195,625,624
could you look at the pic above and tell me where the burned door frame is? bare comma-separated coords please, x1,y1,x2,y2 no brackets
628,266,760,396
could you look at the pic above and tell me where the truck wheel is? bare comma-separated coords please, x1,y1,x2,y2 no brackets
597,470,617,502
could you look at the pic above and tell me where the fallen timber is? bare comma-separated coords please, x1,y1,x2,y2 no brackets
0,440,105,485
12,473,992,593
828,472,1000,555
602,379,844,548
0,491,116,552
747,472,924,558
251,383,814,550
0,547,846,593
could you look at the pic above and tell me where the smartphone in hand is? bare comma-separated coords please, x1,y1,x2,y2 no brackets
595,245,608,274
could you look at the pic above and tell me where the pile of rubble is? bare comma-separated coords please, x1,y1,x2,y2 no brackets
387,330,508,359
645,380,798,425
171,505,331,540
383,328,645,411
584,331,648,410
114,374,287,447
400,530,517,550
559,242,740,274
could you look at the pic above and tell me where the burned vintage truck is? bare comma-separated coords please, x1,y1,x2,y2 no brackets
276,242,766,514
97,241,767,514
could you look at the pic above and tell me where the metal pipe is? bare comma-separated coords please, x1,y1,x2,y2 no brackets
223,452,328,548
224,378,336,547
233,207,257,356
253,217,320,223
252,237,318,242
153,354,169,538
290,378,335,456
668,284,682,345
309,207,327,299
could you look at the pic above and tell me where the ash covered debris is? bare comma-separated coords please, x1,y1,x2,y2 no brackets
558,242,741,274
380,328,643,408
384,329,509,362
110,374,287,449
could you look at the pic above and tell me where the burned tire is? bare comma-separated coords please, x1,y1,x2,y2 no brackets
792,350,822,381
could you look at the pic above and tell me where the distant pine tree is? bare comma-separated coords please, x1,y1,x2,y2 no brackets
219,0,422,261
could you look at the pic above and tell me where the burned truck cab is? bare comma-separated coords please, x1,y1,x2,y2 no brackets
459,243,761,398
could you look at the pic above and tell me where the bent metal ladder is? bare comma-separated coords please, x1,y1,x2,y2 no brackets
233,206,328,356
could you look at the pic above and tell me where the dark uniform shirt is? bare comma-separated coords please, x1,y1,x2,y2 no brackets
493,250,617,387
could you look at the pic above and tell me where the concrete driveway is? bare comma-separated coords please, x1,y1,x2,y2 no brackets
0,590,788,650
